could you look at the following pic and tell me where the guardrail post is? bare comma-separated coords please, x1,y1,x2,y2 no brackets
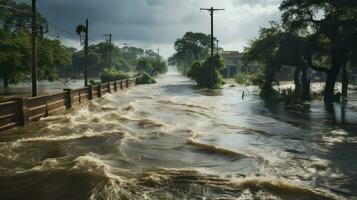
63,89,73,108
13,97,29,126
114,81,117,92
126,79,129,88
98,84,102,97
45,96,49,117
88,85,93,100
108,82,111,93
78,90,81,104
120,80,123,90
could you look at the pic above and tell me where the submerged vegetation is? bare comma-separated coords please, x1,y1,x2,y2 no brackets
135,72,156,85
242,0,357,103
187,55,225,89
234,72,262,86
100,68,129,83
170,32,224,89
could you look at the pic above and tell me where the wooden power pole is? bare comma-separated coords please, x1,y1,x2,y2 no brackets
84,18,89,86
31,0,38,97
200,7,224,57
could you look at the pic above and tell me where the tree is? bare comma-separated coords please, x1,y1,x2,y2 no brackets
0,0,71,87
1,0,46,33
37,38,73,81
242,23,283,96
137,55,167,76
243,22,319,100
169,32,212,74
0,30,31,87
280,0,357,103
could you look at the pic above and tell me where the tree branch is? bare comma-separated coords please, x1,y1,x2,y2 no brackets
306,58,329,73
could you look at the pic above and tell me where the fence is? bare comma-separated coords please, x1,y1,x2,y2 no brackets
0,78,136,132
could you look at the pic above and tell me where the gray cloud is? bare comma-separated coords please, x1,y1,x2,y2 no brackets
22,0,283,57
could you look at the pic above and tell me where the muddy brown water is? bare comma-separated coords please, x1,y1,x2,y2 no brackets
0,70,356,200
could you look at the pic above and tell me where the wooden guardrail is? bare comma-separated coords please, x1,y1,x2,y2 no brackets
0,78,137,132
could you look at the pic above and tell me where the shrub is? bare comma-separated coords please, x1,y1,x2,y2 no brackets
187,55,225,89
100,68,129,83
136,72,156,84
234,73,262,86
89,79,101,85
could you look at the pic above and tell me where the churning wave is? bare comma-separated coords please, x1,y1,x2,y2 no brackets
0,152,345,200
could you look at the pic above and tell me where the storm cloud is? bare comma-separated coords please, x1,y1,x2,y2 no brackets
31,0,282,57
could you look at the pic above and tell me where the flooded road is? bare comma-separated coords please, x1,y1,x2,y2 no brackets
0,70,356,200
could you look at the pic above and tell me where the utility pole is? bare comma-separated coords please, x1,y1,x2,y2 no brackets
103,34,112,69
200,7,224,57
31,0,37,97
84,18,88,86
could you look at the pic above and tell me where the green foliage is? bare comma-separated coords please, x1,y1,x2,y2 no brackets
0,30,31,85
135,72,156,85
241,0,357,102
137,55,167,76
71,43,167,78
279,0,357,102
187,55,225,89
100,68,129,83
169,32,212,74
0,0,46,33
89,79,101,85
234,73,262,86
242,23,283,95
0,0,73,87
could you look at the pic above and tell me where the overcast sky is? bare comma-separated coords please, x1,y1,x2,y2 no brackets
30,0,282,58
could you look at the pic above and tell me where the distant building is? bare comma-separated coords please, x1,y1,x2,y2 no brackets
220,51,260,78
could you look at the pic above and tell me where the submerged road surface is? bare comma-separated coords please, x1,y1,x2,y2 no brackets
0,70,356,200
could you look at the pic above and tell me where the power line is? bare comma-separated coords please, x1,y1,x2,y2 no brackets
46,21,78,39
0,4,32,14
200,7,225,57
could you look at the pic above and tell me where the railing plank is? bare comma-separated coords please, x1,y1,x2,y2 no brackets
0,78,138,132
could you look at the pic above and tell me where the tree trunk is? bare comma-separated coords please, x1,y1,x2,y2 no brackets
293,68,301,96
262,65,276,97
324,49,344,103
3,74,9,88
301,66,310,101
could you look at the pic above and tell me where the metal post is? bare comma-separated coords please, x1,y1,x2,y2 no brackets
31,0,38,97
84,18,89,86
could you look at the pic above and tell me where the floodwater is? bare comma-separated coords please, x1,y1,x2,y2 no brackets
0,79,85,98
0,70,356,200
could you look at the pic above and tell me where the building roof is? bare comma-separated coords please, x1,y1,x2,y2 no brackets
221,51,241,58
